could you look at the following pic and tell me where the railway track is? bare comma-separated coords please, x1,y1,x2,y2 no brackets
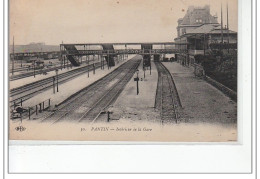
155,61,182,123
10,61,104,108
9,66,32,73
10,64,62,81
9,61,61,74
42,56,141,123
10,60,95,81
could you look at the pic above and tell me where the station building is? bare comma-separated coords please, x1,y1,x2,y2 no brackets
174,5,237,66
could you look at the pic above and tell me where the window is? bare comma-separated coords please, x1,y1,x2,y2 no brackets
182,28,186,34
196,19,202,23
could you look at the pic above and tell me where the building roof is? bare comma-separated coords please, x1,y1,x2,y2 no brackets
179,5,218,26
209,29,237,34
174,24,237,40
187,24,218,33
184,24,236,36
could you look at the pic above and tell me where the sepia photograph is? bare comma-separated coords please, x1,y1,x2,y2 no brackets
9,0,238,142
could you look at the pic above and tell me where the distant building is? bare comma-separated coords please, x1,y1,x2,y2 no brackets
28,42,45,46
174,5,237,65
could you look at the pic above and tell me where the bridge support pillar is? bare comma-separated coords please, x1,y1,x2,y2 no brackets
107,51,110,69
87,55,89,77
186,54,190,66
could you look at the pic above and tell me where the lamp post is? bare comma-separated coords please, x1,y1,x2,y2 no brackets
134,69,139,95
101,54,103,69
60,55,63,70
53,76,55,94
55,68,59,92
20,55,22,67
93,55,95,74
88,55,89,77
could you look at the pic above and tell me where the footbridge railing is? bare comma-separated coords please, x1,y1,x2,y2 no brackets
61,49,188,56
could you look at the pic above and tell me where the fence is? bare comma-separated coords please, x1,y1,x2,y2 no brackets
205,76,237,102
11,98,51,120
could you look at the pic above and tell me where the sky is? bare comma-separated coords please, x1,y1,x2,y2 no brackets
9,0,238,45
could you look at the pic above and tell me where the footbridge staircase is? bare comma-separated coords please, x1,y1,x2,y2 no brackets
63,45,80,66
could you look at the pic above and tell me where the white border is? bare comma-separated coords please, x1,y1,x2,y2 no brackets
2,0,257,177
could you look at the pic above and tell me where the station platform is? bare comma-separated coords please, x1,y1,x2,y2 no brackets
10,58,96,89
162,62,237,124
106,60,160,124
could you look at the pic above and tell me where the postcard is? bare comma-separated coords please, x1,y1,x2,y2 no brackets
9,0,238,142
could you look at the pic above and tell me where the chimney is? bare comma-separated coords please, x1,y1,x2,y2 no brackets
188,6,194,13
205,5,210,13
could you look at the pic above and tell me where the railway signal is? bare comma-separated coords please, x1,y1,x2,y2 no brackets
107,111,112,122
107,111,118,122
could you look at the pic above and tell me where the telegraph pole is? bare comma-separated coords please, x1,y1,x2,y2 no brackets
227,3,230,53
87,45,89,77
60,43,62,69
12,36,14,75
220,4,224,57
88,54,89,77
221,4,224,44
